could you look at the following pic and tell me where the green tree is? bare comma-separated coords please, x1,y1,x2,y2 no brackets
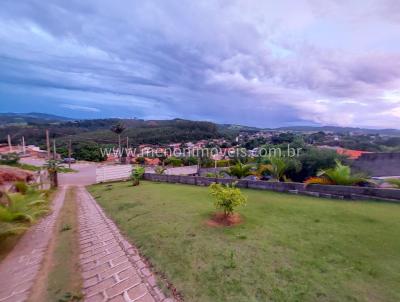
288,148,341,182
73,142,106,162
209,183,247,216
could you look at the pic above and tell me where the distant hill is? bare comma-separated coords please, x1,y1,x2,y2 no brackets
218,123,400,136
0,112,74,126
1,112,399,147
274,126,400,136
0,116,220,146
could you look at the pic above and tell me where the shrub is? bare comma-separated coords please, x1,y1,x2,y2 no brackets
182,156,198,166
258,156,300,181
165,157,183,167
304,177,333,186
0,191,11,207
135,157,146,165
131,166,145,186
154,166,166,175
205,172,219,178
387,178,400,189
223,161,252,179
209,183,247,216
15,181,28,195
216,160,231,167
0,153,19,165
305,160,367,186
286,148,342,182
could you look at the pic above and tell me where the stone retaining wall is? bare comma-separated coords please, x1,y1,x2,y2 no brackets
143,173,400,202
352,152,400,177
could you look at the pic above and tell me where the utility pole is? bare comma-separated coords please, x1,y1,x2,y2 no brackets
126,136,129,148
7,134,12,152
53,138,56,160
22,136,26,155
46,129,50,159
68,139,72,169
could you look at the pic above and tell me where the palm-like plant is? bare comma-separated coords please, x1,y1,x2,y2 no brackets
110,122,126,159
43,159,62,188
0,191,49,239
224,161,252,179
305,160,366,186
267,157,288,181
256,156,288,181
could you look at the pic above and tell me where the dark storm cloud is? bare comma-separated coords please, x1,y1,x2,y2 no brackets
0,0,399,127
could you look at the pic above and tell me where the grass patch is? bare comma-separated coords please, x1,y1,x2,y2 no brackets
3,162,77,173
89,181,400,302
45,188,82,302
4,162,42,171
0,188,53,261
57,167,78,174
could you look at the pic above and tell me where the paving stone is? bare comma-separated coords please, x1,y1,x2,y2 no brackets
105,276,141,298
136,293,157,302
84,276,100,288
118,267,138,281
127,284,148,300
85,276,116,296
82,262,112,279
108,294,125,302
111,255,130,267
76,186,171,302
86,292,106,302
99,261,131,281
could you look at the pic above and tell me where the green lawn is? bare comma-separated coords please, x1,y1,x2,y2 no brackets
88,181,400,302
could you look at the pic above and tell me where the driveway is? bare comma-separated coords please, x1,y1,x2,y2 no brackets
58,163,97,186
20,157,97,186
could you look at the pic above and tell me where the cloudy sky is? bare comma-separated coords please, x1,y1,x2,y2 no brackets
0,0,400,128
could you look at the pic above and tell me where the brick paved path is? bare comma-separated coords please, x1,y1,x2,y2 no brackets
0,187,67,302
77,187,173,302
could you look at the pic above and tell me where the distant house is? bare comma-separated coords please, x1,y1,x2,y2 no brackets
0,144,14,154
0,144,51,159
26,145,49,158
336,148,371,160
144,157,160,165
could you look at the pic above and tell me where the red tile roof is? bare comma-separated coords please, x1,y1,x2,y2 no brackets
336,148,371,159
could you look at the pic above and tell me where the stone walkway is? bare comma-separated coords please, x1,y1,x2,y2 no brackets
77,187,172,302
0,187,67,302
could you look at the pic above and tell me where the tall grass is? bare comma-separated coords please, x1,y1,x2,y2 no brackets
0,187,51,240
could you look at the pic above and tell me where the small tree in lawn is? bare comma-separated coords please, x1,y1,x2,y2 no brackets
131,166,145,186
209,183,247,217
